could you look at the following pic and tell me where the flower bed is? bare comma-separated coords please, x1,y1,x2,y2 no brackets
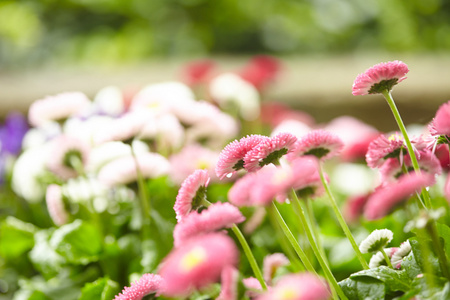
1,57,450,299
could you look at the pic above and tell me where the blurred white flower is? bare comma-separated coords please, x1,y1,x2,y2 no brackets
93,86,125,116
63,115,114,146
139,113,185,152
22,121,61,149
271,119,311,138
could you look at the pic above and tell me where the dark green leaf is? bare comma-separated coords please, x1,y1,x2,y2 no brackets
400,251,421,280
436,222,450,262
339,277,385,300
49,220,103,264
0,216,37,259
409,238,440,276
79,277,119,300
350,266,411,293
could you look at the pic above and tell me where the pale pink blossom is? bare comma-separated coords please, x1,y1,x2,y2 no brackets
159,233,239,298
263,253,289,284
98,152,170,187
243,277,264,298
287,130,344,161
352,60,409,96
365,133,405,168
248,165,293,206
290,156,324,199
364,173,436,220
173,202,245,247
244,132,297,172
47,135,90,180
343,194,370,224
182,59,215,86
174,169,210,223
114,274,164,300
429,100,450,136
271,120,312,140
217,266,239,300
169,144,219,185
257,273,330,300
45,184,69,226
28,92,91,127
216,135,269,180
228,172,260,207
260,102,315,128
445,174,450,203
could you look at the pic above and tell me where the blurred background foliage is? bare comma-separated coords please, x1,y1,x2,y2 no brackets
0,0,449,70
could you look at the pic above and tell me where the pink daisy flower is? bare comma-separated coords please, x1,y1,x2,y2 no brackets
430,100,450,136
364,173,436,220
28,92,91,127
174,169,210,223
365,133,405,168
244,132,297,172
257,273,330,300
287,130,344,161
239,55,281,90
352,60,409,96
260,102,315,128
343,194,370,224
114,274,164,300
290,156,324,199
228,172,260,207
47,135,90,180
217,266,239,300
173,202,245,247
97,152,170,187
159,233,239,298
263,253,289,284
182,59,215,86
169,144,219,185
248,165,293,206
243,277,264,299
216,135,269,180
45,184,69,226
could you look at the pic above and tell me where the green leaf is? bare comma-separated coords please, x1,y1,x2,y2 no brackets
350,266,411,293
79,277,119,300
400,251,421,280
339,277,385,300
436,222,450,261
29,229,65,277
0,216,37,259
12,289,51,300
49,220,103,264
409,238,440,275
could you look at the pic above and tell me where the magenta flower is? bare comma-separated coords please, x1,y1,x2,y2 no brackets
257,273,330,300
173,202,245,247
287,130,344,161
47,135,90,180
159,233,239,298
365,133,405,168
429,100,450,136
364,173,436,220
114,273,164,300
352,60,409,96
174,169,210,223
216,135,269,179
217,266,239,300
244,132,297,172
263,253,289,284
45,184,69,226
28,92,91,127
343,194,370,224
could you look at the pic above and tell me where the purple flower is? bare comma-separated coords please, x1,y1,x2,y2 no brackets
0,112,28,156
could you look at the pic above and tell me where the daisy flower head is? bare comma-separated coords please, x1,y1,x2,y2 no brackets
249,165,293,206
174,169,210,222
263,253,290,284
173,202,245,247
244,132,297,172
429,100,450,136
227,172,259,207
45,184,69,226
359,229,394,254
366,133,405,168
159,232,239,298
352,60,409,96
287,130,344,162
243,277,264,299
114,273,164,300
343,194,370,224
217,266,239,300
47,135,90,180
364,173,436,220
28,92,91,127
290,156,324,199
257,273,330,300
369,247,399,269
216,135,269,180
391,240,411,269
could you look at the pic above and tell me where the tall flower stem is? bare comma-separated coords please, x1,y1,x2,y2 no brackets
288,195,347,300
427,221,450,281
381,90,432,209
380,249,393,268
305,198,326,257
319,164,369,270
230,225,268,290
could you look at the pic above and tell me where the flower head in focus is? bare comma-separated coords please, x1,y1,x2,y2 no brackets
429,100,450,136
114,273,164,300
391,240,411,269
359,229,394,254
366,133,405,168
369,247,399,269
352,61,409,96
287,130,344,162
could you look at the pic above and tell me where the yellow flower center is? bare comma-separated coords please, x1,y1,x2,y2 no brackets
196,160,210,170
388,133,400,141
276,287,299,300
273,169,291,185
180,246,207,272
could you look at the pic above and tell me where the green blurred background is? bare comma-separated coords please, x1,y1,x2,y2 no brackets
1,0,448,69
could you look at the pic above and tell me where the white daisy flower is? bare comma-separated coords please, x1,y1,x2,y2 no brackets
369,247,398,268
359,229,394,253
391,240,412,269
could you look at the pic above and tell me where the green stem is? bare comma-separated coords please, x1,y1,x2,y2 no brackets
427,221,450,281
380,248,393,268
305,198,326,257
381,90,432,209
267,203,318,275
319,164,369,270
231,225,268,290
288,196,346,300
